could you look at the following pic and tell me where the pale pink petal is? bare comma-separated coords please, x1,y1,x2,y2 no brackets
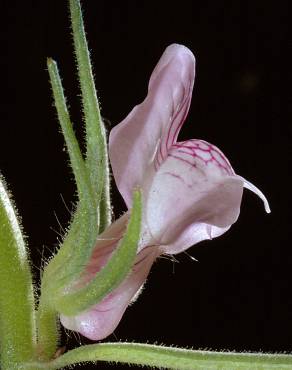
149,44,192,89
144,139,244,250
81,213,129,284
60,246,159,340
161,223,231,255
109,44,195,207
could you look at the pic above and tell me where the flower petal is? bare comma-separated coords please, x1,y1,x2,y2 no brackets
60,246,159,340
162,223,230,255
81,213,129,283
144,139,244,249
109,44,195,207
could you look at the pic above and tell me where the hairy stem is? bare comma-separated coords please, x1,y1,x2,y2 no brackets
24,343,292,370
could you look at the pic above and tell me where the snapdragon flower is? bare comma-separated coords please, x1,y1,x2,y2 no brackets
61,44,270,340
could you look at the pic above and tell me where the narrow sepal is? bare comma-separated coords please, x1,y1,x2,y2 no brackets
53,190,142,316
45,58,99,289
69,0,112,231
47,58,94,207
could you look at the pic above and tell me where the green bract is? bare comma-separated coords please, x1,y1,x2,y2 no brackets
0,176,36,369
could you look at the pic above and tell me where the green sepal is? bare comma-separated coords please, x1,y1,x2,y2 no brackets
36,59,100,359
53,190,142,316
47,58,94,208
44,59,99,290
69,0,112,232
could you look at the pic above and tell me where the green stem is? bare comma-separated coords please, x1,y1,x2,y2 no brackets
36,299,59,361
0,176,36,370
69,0,111,232
24,343,292,370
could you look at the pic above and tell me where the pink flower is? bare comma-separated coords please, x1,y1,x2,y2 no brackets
61,44,270,340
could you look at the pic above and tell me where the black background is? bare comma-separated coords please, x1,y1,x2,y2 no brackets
0,1,290,369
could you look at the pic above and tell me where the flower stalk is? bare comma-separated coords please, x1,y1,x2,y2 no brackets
36,299,59,361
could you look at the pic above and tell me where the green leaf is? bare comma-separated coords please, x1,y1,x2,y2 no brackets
53,190,142,316
0,175,36,369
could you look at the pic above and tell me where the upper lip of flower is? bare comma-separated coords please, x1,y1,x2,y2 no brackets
109,44,196,208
